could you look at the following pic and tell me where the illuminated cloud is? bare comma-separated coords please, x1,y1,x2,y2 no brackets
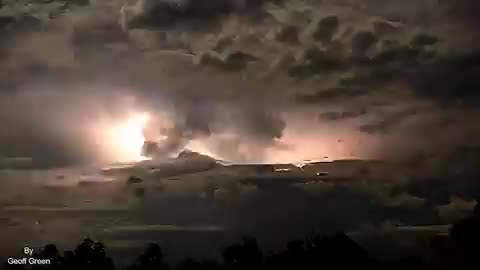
1,0,480,166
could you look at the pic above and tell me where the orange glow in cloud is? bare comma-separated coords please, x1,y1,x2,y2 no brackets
265,114,380,163
112,113,150,162
92,112,151,163
90,109,378,164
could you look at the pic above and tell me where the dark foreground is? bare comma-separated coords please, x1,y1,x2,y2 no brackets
3,210,480,270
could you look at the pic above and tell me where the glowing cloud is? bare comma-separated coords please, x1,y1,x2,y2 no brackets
114,113,151,162
93,112,151,163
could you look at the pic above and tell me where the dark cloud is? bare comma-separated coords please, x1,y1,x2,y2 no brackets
288,47,347,80
70,0,90,6
195,50,257,71
410,33,439,47
0,13,42,39
372,20,403,37
359,108,418,134
410,51,480,105
295,87,369,104
371,44,424,67
239,109,285,141
290,27,480,112
139,93,286,160
142,103,214,158
120,0,276,31
442,0,480,28
273,24,299,44
71,19,127,50
351,31,377,57
435,196,477,223
359,0,439,23
319,108,368,121
0,15,15,29
311,15,340,43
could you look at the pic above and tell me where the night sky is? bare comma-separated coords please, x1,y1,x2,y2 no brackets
0,0,480,263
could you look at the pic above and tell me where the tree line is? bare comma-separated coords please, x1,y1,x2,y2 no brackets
3,209,480,270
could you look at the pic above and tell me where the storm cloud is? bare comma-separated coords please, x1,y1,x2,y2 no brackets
0,0,479,182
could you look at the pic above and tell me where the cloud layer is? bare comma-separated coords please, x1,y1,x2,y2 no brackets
1,0,480,165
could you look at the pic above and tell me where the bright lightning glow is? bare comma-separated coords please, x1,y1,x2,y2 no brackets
114,113,150,162
94,112,151,163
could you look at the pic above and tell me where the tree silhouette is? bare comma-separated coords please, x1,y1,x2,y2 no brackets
449,214,480,267
5,210,480,270
69,238,115,270
2,263,27,270
31,244,62,270
125,243,168,270
222,237,263,270
175,258,220,270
